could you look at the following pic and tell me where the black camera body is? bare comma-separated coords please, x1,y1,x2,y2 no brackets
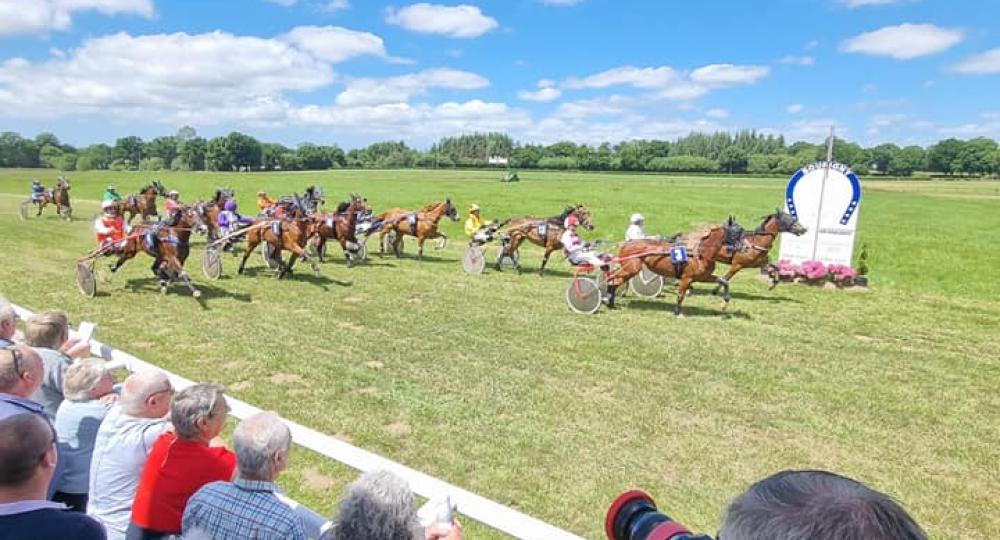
606,490,714,540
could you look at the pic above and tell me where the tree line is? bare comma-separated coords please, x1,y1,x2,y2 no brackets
2,127,998,177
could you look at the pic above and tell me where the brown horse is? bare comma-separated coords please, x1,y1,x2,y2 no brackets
33,178,72,220
607,222,741,316
713,208,807,290
109,205,207,297
309,194,367,265
237,196,319,279
121,182,165,223
192,188,235,242
377,199,459,259
496,204,594,275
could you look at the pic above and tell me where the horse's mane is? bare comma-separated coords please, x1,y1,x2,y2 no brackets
420,201,441,212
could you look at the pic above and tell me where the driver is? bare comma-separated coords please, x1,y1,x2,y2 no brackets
562,214,616,306
164,190,182,215
625,213,653,241
257,190,276,214
30,179,45,202
102,185,122,203
94,200,128,253
464,204,496,245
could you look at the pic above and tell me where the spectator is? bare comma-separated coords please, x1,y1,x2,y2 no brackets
326,470,462,540
0,413,106,539
88,371,173,540
182,411,305,540
0,344,46,421
128,384,235,540
0,295,17,346
53,359,118,512
24,310,75,419
719,469,927,540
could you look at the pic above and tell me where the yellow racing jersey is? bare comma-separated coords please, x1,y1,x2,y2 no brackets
464,214,486,237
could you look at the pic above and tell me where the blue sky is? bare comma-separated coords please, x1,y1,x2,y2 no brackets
0,0,997,149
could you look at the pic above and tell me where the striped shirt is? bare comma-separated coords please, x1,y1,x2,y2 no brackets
182,477,306,540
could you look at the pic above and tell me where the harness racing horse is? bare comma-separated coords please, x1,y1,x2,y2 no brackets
237,195,320,279
713,209,807,290
378,199,459,260
496,204,593,276
121,181,166,223
303,185,325,214
108,205,208,297
33,178,72,220
606,221,743,316
193,188,235,242
309,194,367,265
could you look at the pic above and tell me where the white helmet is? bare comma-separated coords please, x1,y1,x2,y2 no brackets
101,200,116,210
630,213,644,224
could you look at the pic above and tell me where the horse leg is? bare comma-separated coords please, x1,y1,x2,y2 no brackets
287,243,319,277
539,246,556,277
164,252,200,298
392,231,402,258
713,264,740,295
675,276,694,317
237,234,258,275
417,237,425,260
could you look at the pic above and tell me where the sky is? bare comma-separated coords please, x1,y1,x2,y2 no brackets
0,0,997,150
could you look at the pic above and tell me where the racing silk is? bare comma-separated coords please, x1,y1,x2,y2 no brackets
31,184,45,200
164,198,181,215
560,228,586,256
625,224,647,241
94,214,125,246
217,210,238,234
103,190,122,203
464,214,486,237
257,194,276,212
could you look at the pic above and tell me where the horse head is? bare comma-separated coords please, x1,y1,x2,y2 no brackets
152,180,167,196
573,204,594,231
774,207,807,236
443,198,459,221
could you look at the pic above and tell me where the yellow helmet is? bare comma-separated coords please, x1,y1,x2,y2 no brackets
469,203,480,213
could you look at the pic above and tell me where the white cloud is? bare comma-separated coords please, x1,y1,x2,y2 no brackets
539,0,583,5
690,64,770,86
870,113,907,126
335,68,489,106
280,26,388,63
786,119,844,141
0,0,153,36
265,0,297,5
563,65,678,90
323,0,349,11
706,108,728,119
841,23,964,59
839,0,907,7
805,40,819,50
518,80,561,102
952,48,1000,75
786,103,804,114
779,55,815,66
553,96,634,119
385,3,498,38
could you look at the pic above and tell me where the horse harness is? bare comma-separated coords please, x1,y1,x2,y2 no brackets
536,222,549,238
407,212,419,234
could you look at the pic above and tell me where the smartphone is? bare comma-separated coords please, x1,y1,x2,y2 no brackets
77,321,97,343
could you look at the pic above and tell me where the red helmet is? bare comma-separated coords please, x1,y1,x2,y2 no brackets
564,215,579,228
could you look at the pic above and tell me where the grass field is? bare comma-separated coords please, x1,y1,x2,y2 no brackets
1,168,998,539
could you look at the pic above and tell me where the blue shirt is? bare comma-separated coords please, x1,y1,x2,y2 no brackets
55,399,114,494
0,393,65,500
182,477,306,540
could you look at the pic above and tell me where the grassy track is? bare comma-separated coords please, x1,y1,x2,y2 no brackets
1,169,998,539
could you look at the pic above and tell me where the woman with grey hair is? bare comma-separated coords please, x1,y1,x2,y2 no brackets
53,358,118,511
326,470,462,540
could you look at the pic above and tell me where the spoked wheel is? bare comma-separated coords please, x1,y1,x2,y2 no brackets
629,266,665,297
436,236,447,250
18,200,30,221
385,231,404,254
461,246,486,274
76,261,97,298
202,247,222,280
495,245,519,268
261,242,280,269
566,276,602,314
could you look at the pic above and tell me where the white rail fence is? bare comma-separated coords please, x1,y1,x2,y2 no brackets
11,303,582,540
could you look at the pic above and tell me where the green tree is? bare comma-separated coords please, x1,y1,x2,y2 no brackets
0,132,40,167
113,136,145,169
205,132,262,171
146,136,178,166
868,143,900,175
719,146,748,173
926,138,964,174
951,137,997,175
887,146,926,176
176,137,207,171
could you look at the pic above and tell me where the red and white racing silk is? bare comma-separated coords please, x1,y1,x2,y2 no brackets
94,214,125,247
164,198,181,215
560,227,586,256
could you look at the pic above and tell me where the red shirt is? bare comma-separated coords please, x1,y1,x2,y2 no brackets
130,432,236,533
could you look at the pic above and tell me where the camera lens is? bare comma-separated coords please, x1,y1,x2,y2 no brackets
606,490,712,540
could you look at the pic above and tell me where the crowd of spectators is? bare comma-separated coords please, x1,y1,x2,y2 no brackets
0,294,927,540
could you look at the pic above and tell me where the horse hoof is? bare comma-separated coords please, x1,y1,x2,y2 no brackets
160,287,168,295
720,302,729,311
193,290,202,299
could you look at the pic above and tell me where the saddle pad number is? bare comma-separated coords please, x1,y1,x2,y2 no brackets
537,222,549,237
670,245,688,264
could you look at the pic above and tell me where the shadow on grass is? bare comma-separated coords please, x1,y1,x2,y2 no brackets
373,252,456,264
233,266,351,288
121,277,253,305
624,299,752,319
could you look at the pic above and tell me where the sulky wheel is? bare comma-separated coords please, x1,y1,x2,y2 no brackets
566,276,602,314
461,246,486,274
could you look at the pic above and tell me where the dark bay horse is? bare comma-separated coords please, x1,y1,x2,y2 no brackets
109,205,207,297
607,223,741,316
34,178,72,220
713,208,807,290
496,204,593,276
121,181,165,223
309,195,367,265
377,199,459,259
237,196,319,279
193,188,234,241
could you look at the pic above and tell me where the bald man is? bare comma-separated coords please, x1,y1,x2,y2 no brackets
0,413,106,539
87,371,173,540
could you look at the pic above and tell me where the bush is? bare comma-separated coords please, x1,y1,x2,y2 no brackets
537,156,579,169
646,155,720,173
139,157,165,171
109,158,133,171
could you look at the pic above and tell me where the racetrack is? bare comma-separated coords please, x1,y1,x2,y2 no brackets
1,168,998,539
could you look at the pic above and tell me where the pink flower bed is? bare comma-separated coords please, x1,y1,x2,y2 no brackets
775,260,860,286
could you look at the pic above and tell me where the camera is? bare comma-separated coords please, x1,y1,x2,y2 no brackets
605,490,714,540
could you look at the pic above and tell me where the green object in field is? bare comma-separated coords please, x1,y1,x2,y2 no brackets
501,168,520,182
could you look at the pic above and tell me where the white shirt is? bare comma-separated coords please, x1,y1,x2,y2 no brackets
560,228,586,254
625,224,647,241
86,406,170,540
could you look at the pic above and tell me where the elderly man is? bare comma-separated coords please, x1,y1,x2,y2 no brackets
0,295,17,347
87,371,173,540
24,310,76,419
327,469,462,540
182,411,305,539
129,384,235,540
718,469,927,540
0,413,106,539
54,360,118,512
